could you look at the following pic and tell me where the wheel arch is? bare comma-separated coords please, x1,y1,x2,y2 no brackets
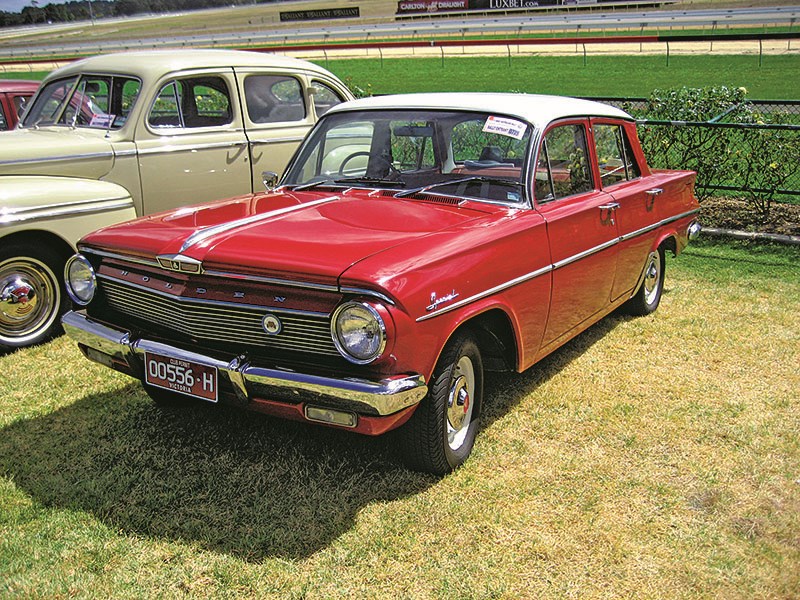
444,307,518,374
0,229,75,265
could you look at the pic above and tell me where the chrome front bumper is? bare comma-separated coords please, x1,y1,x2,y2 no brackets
62,310,427,417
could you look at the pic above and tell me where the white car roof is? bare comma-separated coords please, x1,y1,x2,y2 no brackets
46,49,341,83
326,92,633,130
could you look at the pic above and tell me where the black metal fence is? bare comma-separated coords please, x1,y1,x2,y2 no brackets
588,97,800,206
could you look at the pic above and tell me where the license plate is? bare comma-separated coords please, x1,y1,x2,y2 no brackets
145,352,218,402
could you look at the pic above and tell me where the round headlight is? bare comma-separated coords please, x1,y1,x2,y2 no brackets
331,301,387,364
65,254,96,305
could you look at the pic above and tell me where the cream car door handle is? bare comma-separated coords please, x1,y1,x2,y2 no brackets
598,202,620,210
645,188,664,196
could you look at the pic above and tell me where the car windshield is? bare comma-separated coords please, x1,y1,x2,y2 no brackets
21,74,141,130
282,109,532,205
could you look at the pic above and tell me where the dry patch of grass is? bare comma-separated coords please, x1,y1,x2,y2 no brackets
1,238,798,598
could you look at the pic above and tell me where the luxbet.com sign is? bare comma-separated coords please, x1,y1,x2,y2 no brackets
473,0,541,7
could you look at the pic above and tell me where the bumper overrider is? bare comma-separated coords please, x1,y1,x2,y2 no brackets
62,310,428,435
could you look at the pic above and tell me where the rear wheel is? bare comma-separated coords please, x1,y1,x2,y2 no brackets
398,330,483,475
622,246,665,316
0,243,69,349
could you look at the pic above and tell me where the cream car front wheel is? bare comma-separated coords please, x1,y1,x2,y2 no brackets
0,244,68,349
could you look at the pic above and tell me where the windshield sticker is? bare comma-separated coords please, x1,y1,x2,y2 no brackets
482,116,527,140
89,114,115,128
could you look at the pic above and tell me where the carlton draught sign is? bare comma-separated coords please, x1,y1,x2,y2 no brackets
397,0,544,13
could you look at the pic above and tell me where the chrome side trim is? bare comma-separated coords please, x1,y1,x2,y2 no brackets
1,197,134,226
619,208,701,243
136,140,249,156
249,136,307,145
63,310,427,417
417,264,553,322
417,208,701,322
180,195,339,252
552,238,619,270
0,151,114,166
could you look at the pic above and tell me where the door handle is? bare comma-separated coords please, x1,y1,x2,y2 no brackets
645,188,663,196
599,202,619,225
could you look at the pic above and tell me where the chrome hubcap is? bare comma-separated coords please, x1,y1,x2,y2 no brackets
447,356,475,451
0,257,59,344
642,251,661,306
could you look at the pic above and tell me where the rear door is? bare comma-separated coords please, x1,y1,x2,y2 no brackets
591,119,660,301
237,71,349,191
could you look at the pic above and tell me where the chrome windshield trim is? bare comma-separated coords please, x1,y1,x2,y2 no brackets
417,264,553,322
98,273,329,317
0,151,114,166
180,195,339,252
1,197,133,226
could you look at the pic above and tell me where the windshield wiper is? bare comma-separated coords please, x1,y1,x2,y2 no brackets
395,176,521,198
334,176,406,188
292,176,405,192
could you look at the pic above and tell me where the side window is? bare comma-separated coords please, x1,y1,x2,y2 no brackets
149,76,232,129
594,124,641,187
311,82,345,117
244,75,305,124
535,123,593,203
0,104,7,130
20,76,78,127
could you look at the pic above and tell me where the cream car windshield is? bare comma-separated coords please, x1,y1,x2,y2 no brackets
283,109,532,205
22,74,141,129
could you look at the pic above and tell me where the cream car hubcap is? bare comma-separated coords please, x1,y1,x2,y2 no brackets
447,355,475,451
0,257,59,344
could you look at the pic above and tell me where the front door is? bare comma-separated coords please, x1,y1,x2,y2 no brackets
135,71,251,214
533,120,620,351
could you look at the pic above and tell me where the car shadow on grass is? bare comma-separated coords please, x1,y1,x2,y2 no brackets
0,314,627,562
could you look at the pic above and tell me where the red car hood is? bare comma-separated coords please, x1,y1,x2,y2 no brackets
82,188,497,284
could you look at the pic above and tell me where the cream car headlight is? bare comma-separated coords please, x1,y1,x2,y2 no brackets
65,254,96,305
331,301,387,364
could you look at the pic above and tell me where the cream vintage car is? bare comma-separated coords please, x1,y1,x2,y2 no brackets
0,49,353,349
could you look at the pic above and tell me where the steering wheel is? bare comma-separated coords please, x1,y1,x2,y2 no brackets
338,151,371,176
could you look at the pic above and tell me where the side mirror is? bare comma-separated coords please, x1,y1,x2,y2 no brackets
262,171,279,191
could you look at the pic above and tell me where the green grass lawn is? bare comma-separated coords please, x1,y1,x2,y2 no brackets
323,54,800,99
19,53,800,99
1,238,798,598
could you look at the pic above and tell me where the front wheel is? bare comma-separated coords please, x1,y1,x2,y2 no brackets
622,246,665,316
0,243,69,349
398,330,483,475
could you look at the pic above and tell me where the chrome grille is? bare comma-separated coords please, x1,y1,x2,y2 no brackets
101,278,338,356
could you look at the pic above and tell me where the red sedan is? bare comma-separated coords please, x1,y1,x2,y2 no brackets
63,93,701,474
0,79,38,131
